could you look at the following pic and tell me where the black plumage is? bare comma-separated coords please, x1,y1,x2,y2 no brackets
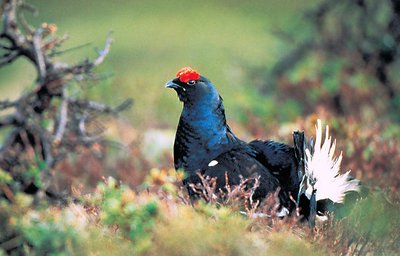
166,67,360,219
166,67,300,211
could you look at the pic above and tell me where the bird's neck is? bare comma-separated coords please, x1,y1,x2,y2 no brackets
174,96,234,173
183,97,228,144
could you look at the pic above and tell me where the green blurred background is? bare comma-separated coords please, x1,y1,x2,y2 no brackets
0,0,319,129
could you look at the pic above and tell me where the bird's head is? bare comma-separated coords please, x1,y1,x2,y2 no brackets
165,67,219,104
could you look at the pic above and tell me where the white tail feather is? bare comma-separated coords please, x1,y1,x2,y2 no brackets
304,120,359,203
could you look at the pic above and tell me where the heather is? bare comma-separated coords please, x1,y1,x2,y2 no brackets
1,1,399,255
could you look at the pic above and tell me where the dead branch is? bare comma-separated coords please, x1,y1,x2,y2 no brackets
0,0,133,200
54,89,68,143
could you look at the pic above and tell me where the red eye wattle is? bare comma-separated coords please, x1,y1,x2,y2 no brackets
176,67,200,83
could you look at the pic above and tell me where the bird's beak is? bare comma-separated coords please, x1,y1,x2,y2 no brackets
165,80,186,91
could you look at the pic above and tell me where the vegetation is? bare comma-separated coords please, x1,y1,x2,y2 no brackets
1,0,399,255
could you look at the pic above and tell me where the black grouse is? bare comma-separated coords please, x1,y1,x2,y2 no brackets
166,67,360,219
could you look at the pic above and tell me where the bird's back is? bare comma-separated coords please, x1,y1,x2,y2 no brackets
249,140,301,200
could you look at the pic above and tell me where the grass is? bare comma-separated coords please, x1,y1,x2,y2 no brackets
3,170,398,255
0,0,320,128
1,1,400,255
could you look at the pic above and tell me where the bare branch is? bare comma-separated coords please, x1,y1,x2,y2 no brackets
0,115,16,127
32,28,47,81
53,90,68,143
37,127,54,169
49,40,89,57
0,1,132,202
0,99,17,110
0,42,13,49
69,98,133,115
114,98,134,112
78,111,104,142
18,2,37,35
0,49,19,67
2,0,24,46
93,32,113,66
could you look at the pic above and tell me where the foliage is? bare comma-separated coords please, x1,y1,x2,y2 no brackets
0,171,314,255
265,0,400,124
96,177,158,253
18,206,85,255
345,192,400,251
1,166,400,255
0,0,400,255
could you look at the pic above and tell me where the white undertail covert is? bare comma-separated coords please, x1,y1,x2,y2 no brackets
304,120,359,203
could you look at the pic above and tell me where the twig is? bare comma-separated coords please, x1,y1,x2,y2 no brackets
49,41,90,57
114,98,134,112
37,129,54,171
53,89,68,143
0,42,13,49
93,32,113,66
0,99,16,109
32,28,46,81
18,2,37,35
0,49,19,67
69,98,133,115
0,0,132,203
0,115,17,127
78,111,104,142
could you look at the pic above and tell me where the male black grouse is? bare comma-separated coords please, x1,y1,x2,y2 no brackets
166,67,360,218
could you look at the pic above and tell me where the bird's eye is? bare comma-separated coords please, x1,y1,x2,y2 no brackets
187,80,196,85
